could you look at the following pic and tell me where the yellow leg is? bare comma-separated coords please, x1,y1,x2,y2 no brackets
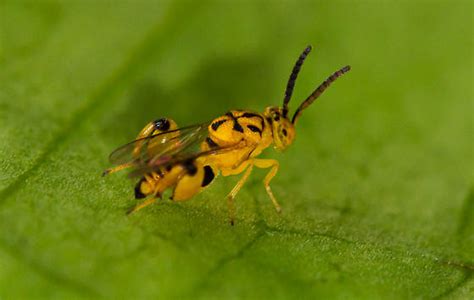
102,162,134,176
253,159,281,213
127,197,158,215
144,174,155,184
226,164,254,225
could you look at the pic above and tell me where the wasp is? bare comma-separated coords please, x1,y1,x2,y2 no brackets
103,45,350,225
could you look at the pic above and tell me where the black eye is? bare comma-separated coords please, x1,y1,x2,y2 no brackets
282,129,287,136
273,115,280,121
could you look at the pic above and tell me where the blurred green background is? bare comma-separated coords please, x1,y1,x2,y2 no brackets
0,0,472,299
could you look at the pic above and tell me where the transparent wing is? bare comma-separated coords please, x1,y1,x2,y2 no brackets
127,141,249,178
108,123,210,166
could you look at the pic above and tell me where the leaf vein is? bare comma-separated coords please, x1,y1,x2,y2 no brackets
0,239,100,297
433,271,473,299
0,19,168,206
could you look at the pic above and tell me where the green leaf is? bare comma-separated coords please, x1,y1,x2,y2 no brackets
0,1,472,299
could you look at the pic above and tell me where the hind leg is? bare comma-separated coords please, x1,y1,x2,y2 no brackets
127,172,163,214
127,197,159,215
102,162,134,176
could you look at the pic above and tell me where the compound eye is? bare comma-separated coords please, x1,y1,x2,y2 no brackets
282,129,288,136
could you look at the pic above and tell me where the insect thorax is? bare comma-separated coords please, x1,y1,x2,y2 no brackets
202,110,273,168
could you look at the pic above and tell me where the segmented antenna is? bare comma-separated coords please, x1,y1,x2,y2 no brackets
282,45,312,118
292,65,351,124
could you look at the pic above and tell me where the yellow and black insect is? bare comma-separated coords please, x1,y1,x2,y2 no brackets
103,45,350,224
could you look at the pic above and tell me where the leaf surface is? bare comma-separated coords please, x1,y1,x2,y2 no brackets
0,1,472,299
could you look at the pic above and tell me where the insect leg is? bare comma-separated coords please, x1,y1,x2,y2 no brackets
252,159,282,213
127,197,158,215
102,162,134,176
226,164,254,225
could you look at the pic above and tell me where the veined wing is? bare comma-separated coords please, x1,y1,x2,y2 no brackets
108,122,210,166
127,140,250,178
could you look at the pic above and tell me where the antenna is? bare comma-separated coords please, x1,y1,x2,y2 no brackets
282,45,312,117
292,65,351,124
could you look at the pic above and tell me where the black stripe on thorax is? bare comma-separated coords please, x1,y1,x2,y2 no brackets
233,121,244,133
247,125,262,136
226,112,244,133
211,119,227,131
206,137,219,148
241,112,262,119
240,112,265,131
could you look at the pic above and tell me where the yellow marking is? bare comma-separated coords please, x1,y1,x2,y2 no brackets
132,121,157,157
172,161,205,201
140,177,154,195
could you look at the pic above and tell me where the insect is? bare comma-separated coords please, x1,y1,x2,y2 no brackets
103,45,350,225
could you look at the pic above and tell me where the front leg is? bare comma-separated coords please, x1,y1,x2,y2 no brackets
223,160,253,225
252,159,281,213
222,158,281,225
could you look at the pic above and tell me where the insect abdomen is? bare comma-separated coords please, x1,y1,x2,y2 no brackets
172,161,216,201
134,161,216,202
